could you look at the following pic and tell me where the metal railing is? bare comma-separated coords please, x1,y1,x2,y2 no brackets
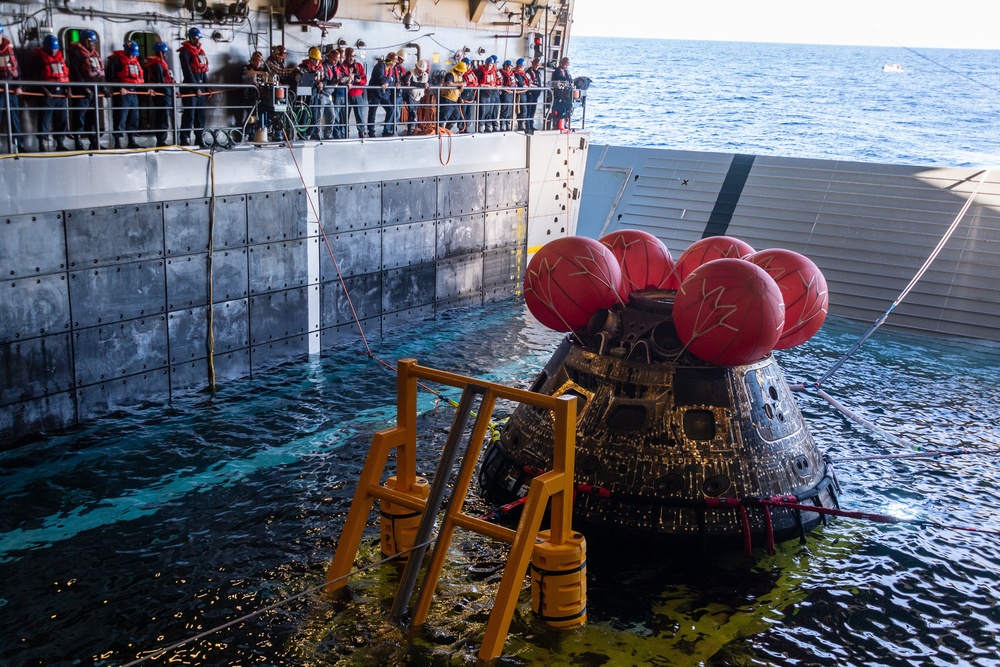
1,79,585,154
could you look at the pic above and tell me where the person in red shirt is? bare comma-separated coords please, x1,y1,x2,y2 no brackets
35,35,72,151
0,21,24,152
143,41,174,147
106,40,144,148
68,30,104,150
343,47,367,138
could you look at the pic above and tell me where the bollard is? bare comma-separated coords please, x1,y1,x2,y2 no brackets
530,529,587,629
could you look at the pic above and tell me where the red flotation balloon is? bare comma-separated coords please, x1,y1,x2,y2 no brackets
673,258,785,366
749,248,829,349
524,236,624,332
673,235,756,285
599,229,676,295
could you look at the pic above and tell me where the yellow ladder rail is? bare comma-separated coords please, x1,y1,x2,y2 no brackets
324,358,579,661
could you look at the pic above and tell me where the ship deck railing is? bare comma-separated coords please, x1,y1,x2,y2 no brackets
1,80,584,154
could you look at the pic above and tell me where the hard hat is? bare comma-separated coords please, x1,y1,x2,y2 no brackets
271,44,286,55
516,58,526,67
43,35,60,52
83,30,98,43
125,41,139,57
308,46,322,60
502,59,512,67
461,57,471,65
188,27,201,40
386,51,397,61
488,55,497,63
153,41,169,54
454,61,468,73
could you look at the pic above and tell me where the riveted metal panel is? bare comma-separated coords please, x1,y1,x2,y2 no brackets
329,272,382,327
438,172,486,217
251,334,310,371
383,221,436,269
65,203,164,269
320,182,382,231
1,212,67,279
485,208,524,249
320,318,380,349
436,253,484,301
166,249,248,309
437,213,485,259
68,260,167,328
247,190,308,242
381,304,435,328
0,334,74,406
170,348,251,394
484,283,519,301
167,299,249,364
0,273,71,344
213,247,250,302
0,392,77,444
248,239,310,295
483,246,523,287
76,369,171,422
486,169,529,211
383,263,436,314
322,228,381,280
382,177,437,224
249,287,309,346
163,196,249,257
73,316,169,387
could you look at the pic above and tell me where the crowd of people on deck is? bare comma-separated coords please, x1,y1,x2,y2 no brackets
0,18,576,152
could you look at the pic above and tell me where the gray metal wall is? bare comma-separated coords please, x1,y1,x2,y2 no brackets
0,169,528,444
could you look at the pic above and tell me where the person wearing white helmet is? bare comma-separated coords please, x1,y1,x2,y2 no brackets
0,21,24,152
178,27,209,145
68,30,104,150
400,59,429,135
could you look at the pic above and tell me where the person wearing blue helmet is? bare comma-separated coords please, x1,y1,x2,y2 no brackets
512,57,531,131
498,59,515,131
179,26,210,145
106,40,144,148
474,56,499,132
144,41,175,147
35,34,72,151
0,21,25,152
68,29,104,149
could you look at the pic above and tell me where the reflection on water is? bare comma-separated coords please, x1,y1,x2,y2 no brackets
1,299,999,666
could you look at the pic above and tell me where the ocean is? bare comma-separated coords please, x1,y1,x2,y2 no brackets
3,38,1000,667
569,37,1000,168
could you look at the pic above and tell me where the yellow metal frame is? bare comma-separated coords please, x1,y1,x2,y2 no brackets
325,358,578,660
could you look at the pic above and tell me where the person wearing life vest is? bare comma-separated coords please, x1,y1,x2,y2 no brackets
35,35,72,151
299,47,330,140
498,60,515,132
342,47,367,138
474,55,499,133
457,57,478,133
438,60,466,131
144,41,174,147
178,27,209,145
366,51,399,137
512,58,532,132
68,30,104,150
106,40,144,148
522,56,543,134
0,21,24,152
550,56,573,129
325,48,349,139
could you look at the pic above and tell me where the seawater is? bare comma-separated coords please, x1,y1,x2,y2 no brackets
570,37,1000,167
4,37,1000,667
2,299,999,666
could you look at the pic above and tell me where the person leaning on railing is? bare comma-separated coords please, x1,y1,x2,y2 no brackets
324,47,349,140
241,51,270,137
400,59,428,136
342,47,367,138
299,47,330,140
0,21,24,152
438,61,466,132
367,51,399,137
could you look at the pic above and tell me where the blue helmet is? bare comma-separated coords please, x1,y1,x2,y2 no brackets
125,40,139,57
502,59,512,67
516,58,526,67
83,30,98,43
1,22,6,36
153,41,169,54
43,35,60,52
488,55,497,63
187,27,201,40
461,57,471,65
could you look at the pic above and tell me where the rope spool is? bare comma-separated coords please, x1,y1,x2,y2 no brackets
379,475,430,559
530,529,587,629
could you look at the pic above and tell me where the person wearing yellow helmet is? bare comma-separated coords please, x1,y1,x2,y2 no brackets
438,61,466,130
299,46,330,140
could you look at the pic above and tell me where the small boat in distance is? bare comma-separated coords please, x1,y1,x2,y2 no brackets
883,63,904,72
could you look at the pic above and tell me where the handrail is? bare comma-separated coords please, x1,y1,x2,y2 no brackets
325,358,581,661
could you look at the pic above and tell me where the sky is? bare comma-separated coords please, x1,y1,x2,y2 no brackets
571,0,1000,50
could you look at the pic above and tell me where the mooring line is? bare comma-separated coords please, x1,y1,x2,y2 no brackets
118,538,435,667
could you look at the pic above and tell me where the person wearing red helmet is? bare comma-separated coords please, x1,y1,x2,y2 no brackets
106,40,143,148
68,30,104,150
35,35,71,151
